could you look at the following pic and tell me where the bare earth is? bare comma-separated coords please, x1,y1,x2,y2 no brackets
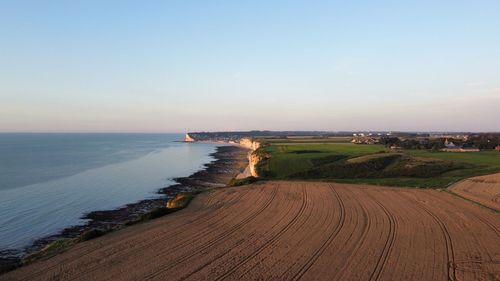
2,181,499,281
450,173,500,211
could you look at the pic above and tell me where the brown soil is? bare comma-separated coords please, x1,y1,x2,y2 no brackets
450,173,500,211
2,181,499,281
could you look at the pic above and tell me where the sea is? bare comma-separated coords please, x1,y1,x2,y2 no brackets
0,133,219,253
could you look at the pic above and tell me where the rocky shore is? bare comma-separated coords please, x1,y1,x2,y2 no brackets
0,145,249,272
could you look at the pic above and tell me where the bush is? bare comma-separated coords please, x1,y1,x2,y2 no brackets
381,158,468,178
229,176,258,187
254,150,272,178
23,239,74,264
140,208,171,221
77,229,106,242
292,154,401,179
310,155,348,166
166,193,195,209
289,150,323,154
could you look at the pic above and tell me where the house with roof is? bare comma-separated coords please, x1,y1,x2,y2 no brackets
351,137,379,145
441,139,480,152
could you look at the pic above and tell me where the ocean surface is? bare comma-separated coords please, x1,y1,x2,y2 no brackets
0,133,219,253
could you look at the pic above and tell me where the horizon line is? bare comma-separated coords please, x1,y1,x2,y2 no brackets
2,130,500,134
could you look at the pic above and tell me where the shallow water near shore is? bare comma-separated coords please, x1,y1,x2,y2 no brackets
0,133,220,252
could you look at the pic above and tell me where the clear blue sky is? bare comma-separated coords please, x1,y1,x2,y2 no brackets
1,0,499,132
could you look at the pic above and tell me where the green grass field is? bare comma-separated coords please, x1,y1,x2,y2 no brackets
257,142,500,188
258,137,353,144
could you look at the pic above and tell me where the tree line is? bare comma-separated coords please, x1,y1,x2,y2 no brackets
379,133,500,150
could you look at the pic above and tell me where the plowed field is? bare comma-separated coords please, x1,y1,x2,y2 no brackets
2,181,499,281
450,173,500,211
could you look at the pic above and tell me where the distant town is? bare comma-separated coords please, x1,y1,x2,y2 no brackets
186,131,500,152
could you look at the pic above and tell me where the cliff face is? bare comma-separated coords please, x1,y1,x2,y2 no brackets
239,138,264,178
248,152,263,177
183,134,265,178
185,134,195,142
239,137,262,151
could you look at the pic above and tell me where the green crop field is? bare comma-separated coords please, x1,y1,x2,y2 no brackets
259,137,353,144
258,143,388,178
256,141,500,188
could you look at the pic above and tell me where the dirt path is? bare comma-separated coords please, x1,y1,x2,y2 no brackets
449,173,500,211
2,181,499,281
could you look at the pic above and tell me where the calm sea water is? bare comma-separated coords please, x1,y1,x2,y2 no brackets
0,133,219,252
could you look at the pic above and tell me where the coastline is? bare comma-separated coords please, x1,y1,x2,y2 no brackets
0,145,249,272
3,180,499,280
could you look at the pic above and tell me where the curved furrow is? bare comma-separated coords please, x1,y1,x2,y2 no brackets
188,184,309,281
475,216,500,237
279,185,335,279
414,200,456,281
426,190,499,272
444,191,500,237
56,189,253,281
139,187,268,254
69,186,271,281
63,187,266,281
142,185,279,280
329,187,372,281
290,184,346,281
365,191,397,281
18,188,253,281
393,191,445,280
5,181,499,281
231,183,321,280
40,187,259,281
165,183,299,281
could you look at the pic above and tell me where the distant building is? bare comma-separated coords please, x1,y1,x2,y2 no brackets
430,134,469,140
441,139,480,152
441,147,480,152
351,137,379,145
444,139,458,149
461,148,480,152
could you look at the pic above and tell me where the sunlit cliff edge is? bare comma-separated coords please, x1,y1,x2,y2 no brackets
185,133,262,177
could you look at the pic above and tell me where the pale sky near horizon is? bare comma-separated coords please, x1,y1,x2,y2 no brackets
1,1,499,133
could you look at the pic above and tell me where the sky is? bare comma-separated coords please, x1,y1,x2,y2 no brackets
1,0,499,133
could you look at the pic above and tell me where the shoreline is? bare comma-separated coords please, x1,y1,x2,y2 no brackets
0,145,249,271
3,180,498,280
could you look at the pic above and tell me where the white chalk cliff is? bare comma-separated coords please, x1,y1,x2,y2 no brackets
184,134,195,142
238,138,263,178
184,134,265,178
